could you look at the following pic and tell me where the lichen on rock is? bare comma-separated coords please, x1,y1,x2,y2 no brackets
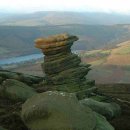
22,91,115,130
22,91,96,130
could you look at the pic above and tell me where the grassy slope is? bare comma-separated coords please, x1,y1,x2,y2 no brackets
81,40,130,65
80,40,130,83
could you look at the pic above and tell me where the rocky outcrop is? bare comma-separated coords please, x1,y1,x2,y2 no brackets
0,70,43,86
80,98,121,119
94,112,114,130
0,34,122,130
0,79,37,130
35,33,95,93
22,91,114,130
0,79,37,101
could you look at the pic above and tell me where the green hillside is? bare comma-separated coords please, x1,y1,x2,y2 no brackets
80,41,130,83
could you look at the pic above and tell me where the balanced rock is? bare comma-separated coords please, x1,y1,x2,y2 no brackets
35,33,95,93
35,33,78,55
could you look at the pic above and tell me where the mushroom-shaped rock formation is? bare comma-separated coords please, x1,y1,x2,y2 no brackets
35,33,95,93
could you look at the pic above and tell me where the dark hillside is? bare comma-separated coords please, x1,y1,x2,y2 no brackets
0,24,130,58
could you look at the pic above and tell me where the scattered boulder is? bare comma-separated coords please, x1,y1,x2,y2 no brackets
0,70,43,85
22,91,96,130
0,71,20,83
94,112,114,130
0,79,37,101
80,98,121,119
18,73,43,85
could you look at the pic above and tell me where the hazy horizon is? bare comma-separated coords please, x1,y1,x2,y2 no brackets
1,0,130,14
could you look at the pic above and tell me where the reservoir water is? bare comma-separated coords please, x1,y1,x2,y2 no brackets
0,53,43,66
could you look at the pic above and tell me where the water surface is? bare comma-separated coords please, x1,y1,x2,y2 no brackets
0,53,43,66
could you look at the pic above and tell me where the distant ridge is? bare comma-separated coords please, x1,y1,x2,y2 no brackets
1,24,130,59
1,11,130,26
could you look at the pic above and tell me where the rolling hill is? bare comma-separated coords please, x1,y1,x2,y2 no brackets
1,24,130,59
1,12,130,26
80,40,130,83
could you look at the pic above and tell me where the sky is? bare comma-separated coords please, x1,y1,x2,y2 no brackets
1,0,130,14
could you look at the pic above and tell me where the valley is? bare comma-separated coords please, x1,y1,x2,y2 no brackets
80,40,130,83
0,24,130,59
10,40,130,84
1,12,130,84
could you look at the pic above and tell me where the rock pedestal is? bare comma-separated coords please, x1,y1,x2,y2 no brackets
35,33,95,92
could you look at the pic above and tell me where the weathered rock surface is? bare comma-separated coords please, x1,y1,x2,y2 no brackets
35,33,95,93
0,70,43,85
0,79,37,101
80,98,121,119
22,91,96,130
0,34,122,130
94,112,114,130
0,96,28,130
22,91,114,130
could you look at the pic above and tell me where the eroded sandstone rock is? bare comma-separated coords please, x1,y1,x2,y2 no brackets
94,112,114,130
0,79,37,101
80,98,121,119
35,33,95,93
22,91,115,130
0,70,43,86
22,91,96,130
